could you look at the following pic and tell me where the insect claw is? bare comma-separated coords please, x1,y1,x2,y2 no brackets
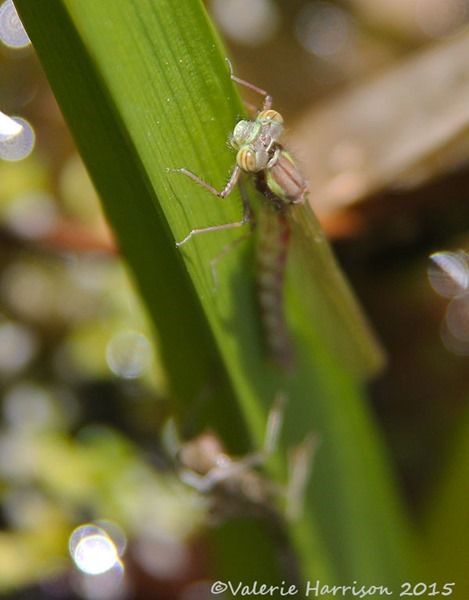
176,231,193,247
225,57,234,77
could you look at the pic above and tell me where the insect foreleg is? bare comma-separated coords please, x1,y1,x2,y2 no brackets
171,164,241,199
171,165,246,246
225,58,273,112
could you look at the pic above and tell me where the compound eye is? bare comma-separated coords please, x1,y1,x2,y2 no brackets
231,120,250,147
237,148,258,172
258,109,283,125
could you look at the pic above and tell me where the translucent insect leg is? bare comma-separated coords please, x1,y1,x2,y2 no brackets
225,58,273,111
208,176,255,289
177,393,287,494
180,444,258,495
168,426,233,494
179,462,224,494
172,164,241,199
209,229,253,290
162,419,218,493
285,433,319,522
170,165,250,247
218,391,288,471
161,418,181,464
264,392,287,455
176,207,250,247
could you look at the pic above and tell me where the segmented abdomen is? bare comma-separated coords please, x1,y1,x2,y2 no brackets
256,209,293,369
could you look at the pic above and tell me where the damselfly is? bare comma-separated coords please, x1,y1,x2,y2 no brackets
173,62,384,377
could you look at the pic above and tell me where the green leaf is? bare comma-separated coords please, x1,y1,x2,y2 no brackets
424,408,469,596
15,0,420,586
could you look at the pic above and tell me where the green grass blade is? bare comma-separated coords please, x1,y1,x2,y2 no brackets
14,0,421,586
424,408,469,596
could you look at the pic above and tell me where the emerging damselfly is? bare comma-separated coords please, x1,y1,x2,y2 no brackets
173,62,384,377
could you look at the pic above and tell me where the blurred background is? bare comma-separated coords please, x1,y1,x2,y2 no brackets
0,0,468,597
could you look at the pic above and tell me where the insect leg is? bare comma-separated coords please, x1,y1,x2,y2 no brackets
162,419,222,493
285,433,318,522
176,214,251,247
209,229,253,289
170,164,241,199
209,176,255,288
228,392,288,471
178,394,287,495
264,392,287,455
225,58,273,111
171,165,247,246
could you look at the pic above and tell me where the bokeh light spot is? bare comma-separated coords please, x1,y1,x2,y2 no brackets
2,192,58,239
428,251,469,298
1,261,55,321
95,520,127,557
134,533,190,580
74,563,127,600
106,330,152,379
440,308,469,356
211,0,279,46
70,525,119,575
0,116,35,161
0,321,38,376
3,382,59,432
415,0,469,39
446,294,469,342
429,250,469,356
296,2,349,56
0,110,22,136
0,0,30,48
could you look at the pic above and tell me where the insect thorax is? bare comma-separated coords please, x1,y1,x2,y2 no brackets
255,147,308,210
232,112,285,174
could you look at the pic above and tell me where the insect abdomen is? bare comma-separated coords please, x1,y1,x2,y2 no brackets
256,210,294,369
